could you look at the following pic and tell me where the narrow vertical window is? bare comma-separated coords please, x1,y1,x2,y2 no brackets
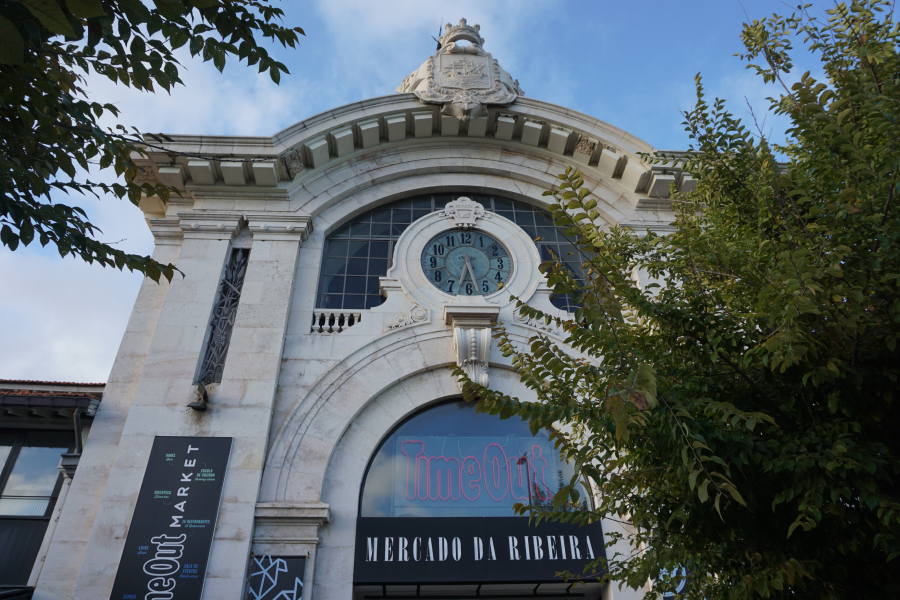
197,248,249,384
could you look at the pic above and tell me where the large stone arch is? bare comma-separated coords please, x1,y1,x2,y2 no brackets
309,365,539,600
262,326,530,503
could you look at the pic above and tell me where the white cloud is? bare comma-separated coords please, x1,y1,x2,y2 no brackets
0,250,142,382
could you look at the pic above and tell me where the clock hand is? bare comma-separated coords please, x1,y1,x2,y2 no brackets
458,253,479,292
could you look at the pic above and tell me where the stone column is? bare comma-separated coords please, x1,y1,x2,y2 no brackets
66,211,242,600
199,213,310,599
33,218,184,600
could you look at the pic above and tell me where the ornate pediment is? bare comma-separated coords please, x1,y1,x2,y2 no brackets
397,19,522,120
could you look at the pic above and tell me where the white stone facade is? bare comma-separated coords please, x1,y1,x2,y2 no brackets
26,59,685,599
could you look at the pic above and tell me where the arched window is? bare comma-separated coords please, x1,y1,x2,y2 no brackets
317,194,584,312
359,400,590,518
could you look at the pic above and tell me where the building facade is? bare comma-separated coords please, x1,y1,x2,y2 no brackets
8,20,695,600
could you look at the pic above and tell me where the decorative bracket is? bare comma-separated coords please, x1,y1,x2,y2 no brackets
440,197,486,229
443,295,499,389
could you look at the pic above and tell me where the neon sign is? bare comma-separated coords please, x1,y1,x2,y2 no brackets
396,437,554,507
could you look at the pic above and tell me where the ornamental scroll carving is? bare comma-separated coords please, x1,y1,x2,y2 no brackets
384,305,429,332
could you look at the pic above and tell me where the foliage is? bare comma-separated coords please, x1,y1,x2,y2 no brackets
455,2,900,598
0,0,303,281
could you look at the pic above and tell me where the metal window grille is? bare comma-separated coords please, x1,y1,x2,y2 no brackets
197,248,250,384
316,194,585,312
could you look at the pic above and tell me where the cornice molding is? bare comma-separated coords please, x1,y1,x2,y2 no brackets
178,211,243,240
245,213,312,242
148,217,184,245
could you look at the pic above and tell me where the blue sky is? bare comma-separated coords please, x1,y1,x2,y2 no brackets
0,0,824,382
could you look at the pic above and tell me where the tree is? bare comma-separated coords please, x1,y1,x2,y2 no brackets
0,0,303,281
456,2,900,598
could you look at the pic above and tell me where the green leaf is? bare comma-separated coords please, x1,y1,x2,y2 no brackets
632,363,657,408
0,16,24,65
698,478,710,503
64,0,105,17
18,0,76,36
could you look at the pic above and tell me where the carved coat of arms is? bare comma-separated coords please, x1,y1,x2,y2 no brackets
397,19,523,120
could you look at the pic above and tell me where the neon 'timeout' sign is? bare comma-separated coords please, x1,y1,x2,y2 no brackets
399,440,552,503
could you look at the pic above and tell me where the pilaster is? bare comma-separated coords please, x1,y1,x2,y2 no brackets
34,241,183,600
198,213,310,599
67,213,241,600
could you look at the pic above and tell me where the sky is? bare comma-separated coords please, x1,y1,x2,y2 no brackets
0,0,826,383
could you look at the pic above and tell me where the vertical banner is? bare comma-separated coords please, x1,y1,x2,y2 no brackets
109,436,233,600
246,556,306,600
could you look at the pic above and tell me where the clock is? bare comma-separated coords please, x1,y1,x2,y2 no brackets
421,229,512,296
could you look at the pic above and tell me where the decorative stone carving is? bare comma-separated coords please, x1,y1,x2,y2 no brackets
443,295,499,390
513,306,559,336
384,304,429,332
282,149,305,180
197,248,250,384
131,165,156,183
574,135,597,156
454,327,491,387
439,197,486,229
397,19,522,120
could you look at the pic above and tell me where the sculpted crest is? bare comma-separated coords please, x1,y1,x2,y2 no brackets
396,19,523,120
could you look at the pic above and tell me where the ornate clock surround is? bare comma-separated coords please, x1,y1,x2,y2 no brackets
381,197,544,312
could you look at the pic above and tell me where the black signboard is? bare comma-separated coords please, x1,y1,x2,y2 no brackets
246,555,306,600
109,436,233,600
354,517,606,584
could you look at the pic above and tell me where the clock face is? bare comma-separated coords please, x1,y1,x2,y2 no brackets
421,230,512,296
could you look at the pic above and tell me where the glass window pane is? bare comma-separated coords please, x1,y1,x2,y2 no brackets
365,295,384,309
346,258,368,276
0,434,69,517
366,277,381,294
323,258,348,275
369,242,389,259
348,241,369,258
349,222,371,237
319,294,341,309
322,275,345,294
412,197,432,210
326,240,349,258
0,444,12,475
370,222,392,237
513,211,535,226
343,295,366,309
368,259,388,277
360,401,590,518
392,208,412,224
372,207,393,222
345,277,367,294
536,227,558,242
493,198,513,211
331,225,350,238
